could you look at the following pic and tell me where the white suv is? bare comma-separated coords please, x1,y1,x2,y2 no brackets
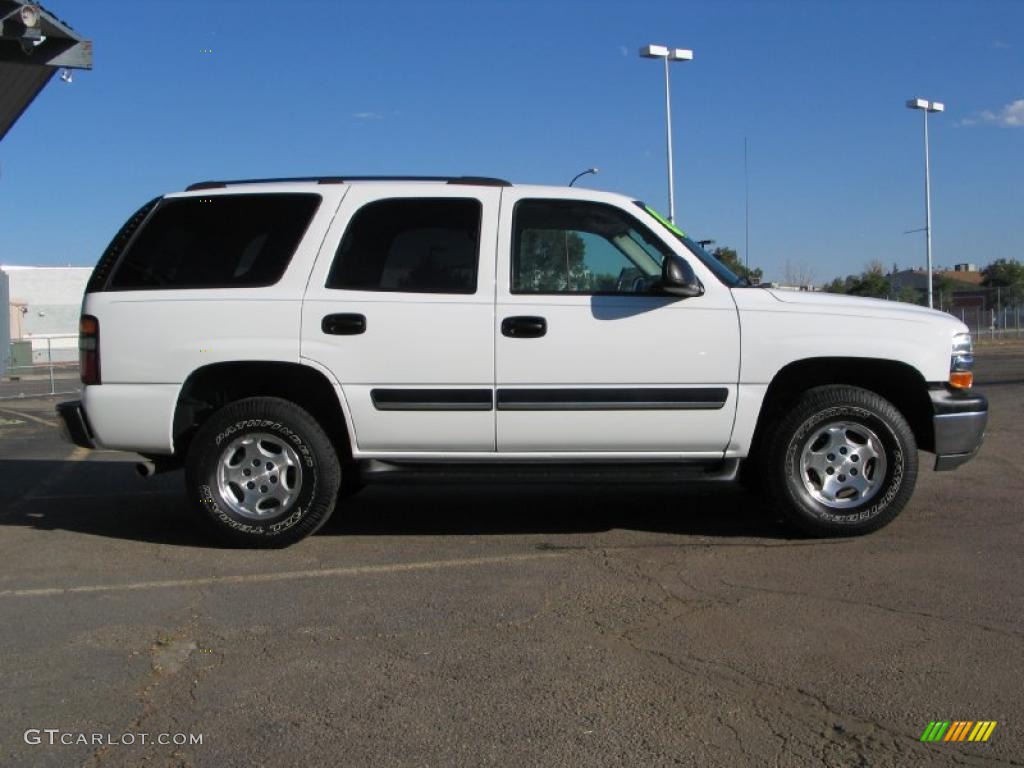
57,176,988,546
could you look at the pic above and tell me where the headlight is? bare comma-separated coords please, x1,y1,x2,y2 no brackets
950,332,973,389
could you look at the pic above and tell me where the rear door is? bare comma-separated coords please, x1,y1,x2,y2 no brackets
301,184,500,454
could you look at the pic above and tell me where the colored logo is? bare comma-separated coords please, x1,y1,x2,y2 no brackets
920,721,997,742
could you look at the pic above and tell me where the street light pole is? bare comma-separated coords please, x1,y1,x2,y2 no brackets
923,108,934,309
569,167,599,187
663,55,675,222
906,97,944,308
640,45,693,223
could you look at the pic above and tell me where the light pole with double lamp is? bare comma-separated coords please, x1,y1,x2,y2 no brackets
906,97,944,309
639,44,693,223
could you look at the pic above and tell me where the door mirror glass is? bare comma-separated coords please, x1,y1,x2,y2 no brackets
660,252,704,298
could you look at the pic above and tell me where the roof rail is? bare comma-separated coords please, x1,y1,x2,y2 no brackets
184,175,512,192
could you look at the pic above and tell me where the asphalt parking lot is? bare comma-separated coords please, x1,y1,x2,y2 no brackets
1,347,1022,767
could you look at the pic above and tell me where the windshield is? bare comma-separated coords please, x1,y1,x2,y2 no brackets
634,202,745,287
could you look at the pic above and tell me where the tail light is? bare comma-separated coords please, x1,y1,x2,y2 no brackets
79,315,100,385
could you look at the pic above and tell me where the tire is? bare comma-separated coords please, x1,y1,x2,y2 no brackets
185,396,341,547
760,385,918,537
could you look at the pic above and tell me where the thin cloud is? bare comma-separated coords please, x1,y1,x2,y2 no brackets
352,111,383,120
991,40,1010,49
961,99,1024,128
618,45,628,57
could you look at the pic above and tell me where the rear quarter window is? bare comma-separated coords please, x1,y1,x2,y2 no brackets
86,196,161,293
106,193,321,290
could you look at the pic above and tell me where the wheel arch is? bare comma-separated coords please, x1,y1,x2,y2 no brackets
749,357,935,457
172,361,353,461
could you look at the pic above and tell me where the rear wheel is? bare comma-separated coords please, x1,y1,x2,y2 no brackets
185,396,341,547
761,385,918,536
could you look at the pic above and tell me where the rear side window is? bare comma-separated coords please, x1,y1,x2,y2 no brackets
107,193,321,290
326,198,481,294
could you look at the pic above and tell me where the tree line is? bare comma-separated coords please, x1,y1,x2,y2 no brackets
821,258,1024,306
706,245,1023,307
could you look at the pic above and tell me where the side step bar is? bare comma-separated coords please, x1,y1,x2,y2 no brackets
357,458,741,486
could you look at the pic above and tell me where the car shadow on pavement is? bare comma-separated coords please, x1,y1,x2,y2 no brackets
0,459,794,547
324,483,792,540
0,460,211,547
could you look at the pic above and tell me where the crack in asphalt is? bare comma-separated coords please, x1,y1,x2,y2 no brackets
86,591,219,768
719,578,1024,642
617,613,1017,767
588,548,1020,767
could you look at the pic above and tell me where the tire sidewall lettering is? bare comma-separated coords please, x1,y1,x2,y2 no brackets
785,404,905,524
204,419,319,536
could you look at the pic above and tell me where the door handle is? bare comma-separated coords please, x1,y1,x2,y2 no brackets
501,316,547,338
322,313,366,335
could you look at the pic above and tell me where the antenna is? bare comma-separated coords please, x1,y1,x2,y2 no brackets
744,137,750,274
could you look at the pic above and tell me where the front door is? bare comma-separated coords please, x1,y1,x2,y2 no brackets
494,192,739,456
302,185,500,454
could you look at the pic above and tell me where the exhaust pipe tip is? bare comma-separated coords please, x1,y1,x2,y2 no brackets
136,461,156,478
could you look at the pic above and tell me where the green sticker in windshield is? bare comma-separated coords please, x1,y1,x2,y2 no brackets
644,205,686,238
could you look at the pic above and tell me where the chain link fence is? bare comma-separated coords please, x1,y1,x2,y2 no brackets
955,306,1024,342
1,335,81,400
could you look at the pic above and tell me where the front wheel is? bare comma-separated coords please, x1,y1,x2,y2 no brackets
761,385,918,537
185,396,341,547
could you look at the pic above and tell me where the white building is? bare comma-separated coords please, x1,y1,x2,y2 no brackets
0,270,9,378
2,265,91,364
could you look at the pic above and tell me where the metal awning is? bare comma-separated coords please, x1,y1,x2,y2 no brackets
0,1,92,140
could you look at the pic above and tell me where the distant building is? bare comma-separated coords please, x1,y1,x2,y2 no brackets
0,270,9,378
888,266,984,292
886,264,1001,312
2,266,91,363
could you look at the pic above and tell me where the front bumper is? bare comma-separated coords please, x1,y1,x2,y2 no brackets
56,400,96,450
930,386,988,471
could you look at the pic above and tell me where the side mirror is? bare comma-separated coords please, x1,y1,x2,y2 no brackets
660,252,704,298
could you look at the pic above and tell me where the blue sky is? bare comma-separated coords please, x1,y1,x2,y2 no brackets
1,0,1021,283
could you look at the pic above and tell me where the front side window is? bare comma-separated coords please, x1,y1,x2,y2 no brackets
327,198,481,294
512,199,670,295
108,193,320,290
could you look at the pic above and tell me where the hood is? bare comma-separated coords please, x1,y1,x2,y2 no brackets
762,288,959,324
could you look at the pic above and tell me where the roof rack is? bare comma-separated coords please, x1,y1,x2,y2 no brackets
185,176,512,192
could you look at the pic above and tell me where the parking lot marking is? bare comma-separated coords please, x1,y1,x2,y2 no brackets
0,552,567,599
0,407,58,428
